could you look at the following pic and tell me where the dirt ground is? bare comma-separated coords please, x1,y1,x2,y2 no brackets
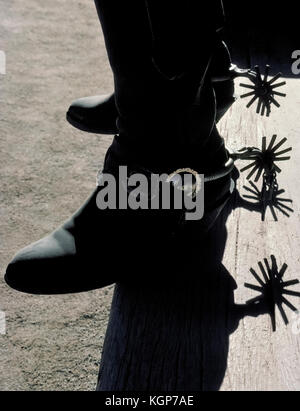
0,0,115,391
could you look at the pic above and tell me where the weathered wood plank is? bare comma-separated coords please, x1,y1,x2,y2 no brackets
218,71,300,391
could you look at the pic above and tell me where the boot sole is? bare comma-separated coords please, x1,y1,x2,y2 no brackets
66,111,118,135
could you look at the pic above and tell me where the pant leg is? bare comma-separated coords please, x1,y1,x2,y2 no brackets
145,0,223,80
95,0,181,154
94,0,152,77
95,0,226,171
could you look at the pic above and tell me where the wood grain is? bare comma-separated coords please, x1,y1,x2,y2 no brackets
219,47,300,390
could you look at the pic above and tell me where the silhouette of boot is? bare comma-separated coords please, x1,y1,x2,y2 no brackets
5,140,233,295
5,0,234,295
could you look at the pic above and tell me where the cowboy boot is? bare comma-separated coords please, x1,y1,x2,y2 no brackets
5,132,233,295
5,0,234,295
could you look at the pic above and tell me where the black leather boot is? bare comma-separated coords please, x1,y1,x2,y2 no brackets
5,136,233,295
4,156,177,294
5,0,234,295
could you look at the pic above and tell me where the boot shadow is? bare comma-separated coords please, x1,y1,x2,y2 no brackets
237,181,294,221
97,174,285,391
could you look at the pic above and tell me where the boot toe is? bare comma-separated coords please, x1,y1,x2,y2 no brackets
5,229,77,295
67,94,118,134
69,95,108,116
